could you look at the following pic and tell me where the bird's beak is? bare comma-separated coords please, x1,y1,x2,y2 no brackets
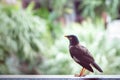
64,35,68,38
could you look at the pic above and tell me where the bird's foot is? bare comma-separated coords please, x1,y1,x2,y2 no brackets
74,74,86,77
74,74,80,77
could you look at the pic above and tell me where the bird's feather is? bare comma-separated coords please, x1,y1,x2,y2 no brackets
91,62,103,72
69,44,102,72
70,44,94,63
66,35,103,73
80,62,94,72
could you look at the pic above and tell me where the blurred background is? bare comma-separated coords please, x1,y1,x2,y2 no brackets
0,0,120,75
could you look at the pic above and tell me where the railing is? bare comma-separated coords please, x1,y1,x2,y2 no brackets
0,75,120,80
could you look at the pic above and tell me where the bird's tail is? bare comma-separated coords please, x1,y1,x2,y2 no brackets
91,62,103,72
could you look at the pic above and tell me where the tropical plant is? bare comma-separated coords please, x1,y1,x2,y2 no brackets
0,4,53,74
38,19,120,75
0,0,120,75
80,0,120,19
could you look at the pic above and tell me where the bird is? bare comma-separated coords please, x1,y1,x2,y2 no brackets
65,35,103,77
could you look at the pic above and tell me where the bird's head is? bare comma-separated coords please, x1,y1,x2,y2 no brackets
65,35,79,45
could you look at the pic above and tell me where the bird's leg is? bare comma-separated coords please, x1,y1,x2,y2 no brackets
79,67,86,77
75,68,86,77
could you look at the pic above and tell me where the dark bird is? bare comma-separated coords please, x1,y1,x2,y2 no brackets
65,35,103,77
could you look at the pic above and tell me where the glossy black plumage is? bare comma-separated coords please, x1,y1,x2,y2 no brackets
66,35,103,73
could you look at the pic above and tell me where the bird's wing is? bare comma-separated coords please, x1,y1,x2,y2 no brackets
78,45,94,61
69,45,94,72
70,44,103,72
70,44,94,63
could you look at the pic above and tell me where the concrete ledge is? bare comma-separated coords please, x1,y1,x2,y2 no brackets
0,75,120,80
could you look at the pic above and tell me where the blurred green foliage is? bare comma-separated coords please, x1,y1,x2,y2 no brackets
80,0,120,19
0,0,120,75
0,3,52,74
